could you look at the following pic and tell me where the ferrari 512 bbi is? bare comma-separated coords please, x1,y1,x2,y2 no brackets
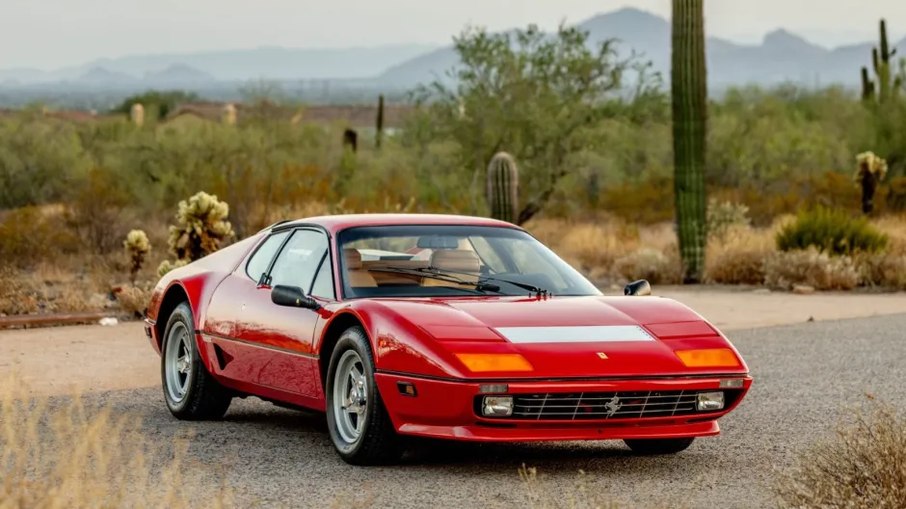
144,214,752,464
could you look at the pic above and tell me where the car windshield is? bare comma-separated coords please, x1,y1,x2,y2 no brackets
337,225,601,299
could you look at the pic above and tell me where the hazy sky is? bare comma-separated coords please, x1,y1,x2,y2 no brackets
2,0,905,69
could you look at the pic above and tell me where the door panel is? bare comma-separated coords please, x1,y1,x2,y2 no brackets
203,228,330,399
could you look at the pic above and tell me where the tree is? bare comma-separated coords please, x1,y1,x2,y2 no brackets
412,24,648,224
671,0,708,283
111,90,200,120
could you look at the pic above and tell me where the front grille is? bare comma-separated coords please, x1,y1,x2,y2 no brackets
484,390,727,420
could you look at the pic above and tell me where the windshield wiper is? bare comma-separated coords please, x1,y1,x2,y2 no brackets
400,267,550,297
478,275,550,297
368,267,501,293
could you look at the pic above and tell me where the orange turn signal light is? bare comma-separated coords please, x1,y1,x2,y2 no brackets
675,348,740,368
455,353,533,372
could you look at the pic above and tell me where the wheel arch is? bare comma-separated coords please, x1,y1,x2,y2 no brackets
317,311,372,385
155,283,191,351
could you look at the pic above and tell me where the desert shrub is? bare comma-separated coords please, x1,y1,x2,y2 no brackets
612,247,681,284
166,191,234,262
776,207,888,256
0,264,110,315
764,248,859,290
775,401,906,508
116,285,151,317
0,206,80,268
0,268,41,315
705,226,774,284
123,229,151,284
66,167,131,253
707,199,750,240
855,253,906,289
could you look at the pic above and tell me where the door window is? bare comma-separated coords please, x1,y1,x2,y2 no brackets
245,231,290,281
310,255,335,298
269,230,329,291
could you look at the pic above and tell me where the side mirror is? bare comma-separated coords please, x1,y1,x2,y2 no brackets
271,285,321,310
624,279,652,297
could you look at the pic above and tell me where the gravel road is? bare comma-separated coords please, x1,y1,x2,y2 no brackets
51,314,906,508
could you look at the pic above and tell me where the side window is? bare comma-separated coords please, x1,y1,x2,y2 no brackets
310,255,335,298
270,230,328,291
245,231,290,281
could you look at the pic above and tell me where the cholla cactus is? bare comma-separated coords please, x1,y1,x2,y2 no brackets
855,151,888,215
130,103,145,126
123,229,151,284
157,259,188,278
166,191,235,262
706,199,750,240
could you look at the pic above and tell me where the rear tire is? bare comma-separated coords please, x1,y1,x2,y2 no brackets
161,302,232,420
624,437,695,455
325,326,401,465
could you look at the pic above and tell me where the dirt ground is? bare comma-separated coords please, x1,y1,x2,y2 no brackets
2,288,904,396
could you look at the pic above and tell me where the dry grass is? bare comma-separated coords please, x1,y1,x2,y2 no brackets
612,247,682,285
0,376,231,508
526,217,681,283
775,399,906,508
519,464,623,509
764,248,860,290
705,225,775,285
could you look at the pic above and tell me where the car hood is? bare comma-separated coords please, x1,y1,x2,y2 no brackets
370,295,747,379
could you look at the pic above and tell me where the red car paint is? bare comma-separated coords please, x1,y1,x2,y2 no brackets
146,214,751,442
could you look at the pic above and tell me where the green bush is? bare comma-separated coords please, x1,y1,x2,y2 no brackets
776,207,888,255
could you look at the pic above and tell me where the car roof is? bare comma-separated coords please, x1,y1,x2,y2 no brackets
272,213,522,235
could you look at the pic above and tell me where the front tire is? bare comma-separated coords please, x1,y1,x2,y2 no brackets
161,302,232,420
624,437,695,455
325,326,401,465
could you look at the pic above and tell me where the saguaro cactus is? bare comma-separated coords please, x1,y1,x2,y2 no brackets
130,103,145,126
486,152,519,224
861,19,902,103
222,103,237,125
671,0,708,283
375,94,385,149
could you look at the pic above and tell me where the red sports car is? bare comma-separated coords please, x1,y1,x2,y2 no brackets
145,214,751,465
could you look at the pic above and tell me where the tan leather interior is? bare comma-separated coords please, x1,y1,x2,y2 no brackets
344,249,377,287
423,250,480,287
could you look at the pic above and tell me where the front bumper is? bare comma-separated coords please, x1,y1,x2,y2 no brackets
375,372,752,442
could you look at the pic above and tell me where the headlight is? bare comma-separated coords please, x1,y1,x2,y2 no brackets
696,391,725,411
482,396,514,417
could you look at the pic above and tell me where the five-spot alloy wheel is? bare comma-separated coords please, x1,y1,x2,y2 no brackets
161,302,232,420
325,326,401,465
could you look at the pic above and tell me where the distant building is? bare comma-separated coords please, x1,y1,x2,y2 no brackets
165,101,414,129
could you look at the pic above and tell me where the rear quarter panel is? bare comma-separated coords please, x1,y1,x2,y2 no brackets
147,234,263,333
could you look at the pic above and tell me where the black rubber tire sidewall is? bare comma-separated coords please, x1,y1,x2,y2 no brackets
160,301,231,420
325,326,398,464
161,302,199,414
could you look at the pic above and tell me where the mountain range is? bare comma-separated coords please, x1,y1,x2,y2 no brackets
1,8,903,93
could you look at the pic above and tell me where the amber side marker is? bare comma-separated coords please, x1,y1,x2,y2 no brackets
396,381,417,397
